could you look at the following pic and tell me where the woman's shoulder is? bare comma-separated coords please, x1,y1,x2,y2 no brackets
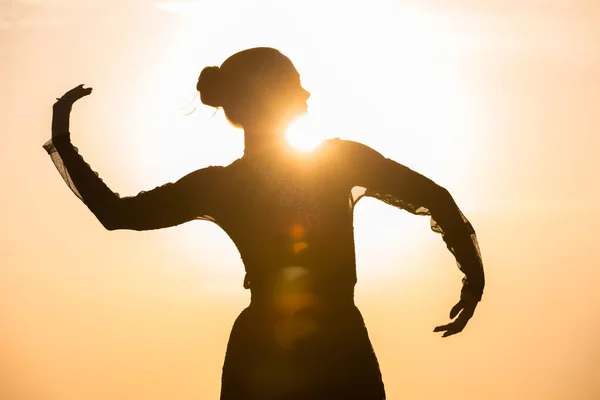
189,158,244,175
316,138,384,162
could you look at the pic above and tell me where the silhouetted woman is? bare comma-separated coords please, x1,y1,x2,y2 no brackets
45,47,485,399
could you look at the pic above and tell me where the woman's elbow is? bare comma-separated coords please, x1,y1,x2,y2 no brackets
424,182,451,201
91,200,138,231
99,216,158,231
93,208,126,231
437,186,453,201
99,217,120,231
426,184,457,210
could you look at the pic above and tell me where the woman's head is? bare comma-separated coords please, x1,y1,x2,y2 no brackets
197,47,310,131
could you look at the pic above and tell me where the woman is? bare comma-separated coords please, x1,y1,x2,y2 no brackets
45,47,484,399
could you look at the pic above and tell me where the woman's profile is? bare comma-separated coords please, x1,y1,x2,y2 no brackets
44,47,485,399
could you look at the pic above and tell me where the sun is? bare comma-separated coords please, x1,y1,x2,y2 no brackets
285,115,325,151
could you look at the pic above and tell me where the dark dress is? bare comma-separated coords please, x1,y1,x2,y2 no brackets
44,134,484,399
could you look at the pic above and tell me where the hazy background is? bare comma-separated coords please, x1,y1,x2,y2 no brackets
2,0,599,398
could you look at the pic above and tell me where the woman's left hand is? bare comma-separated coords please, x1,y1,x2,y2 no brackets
433,291,479,338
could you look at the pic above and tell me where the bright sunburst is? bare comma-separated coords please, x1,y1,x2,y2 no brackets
285,115,325,151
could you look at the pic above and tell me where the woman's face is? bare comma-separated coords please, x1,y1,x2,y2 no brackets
280,72,311,117
272,74,310,129
251,60,311,129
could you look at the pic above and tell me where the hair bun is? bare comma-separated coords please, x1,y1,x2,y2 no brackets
197,66,223,107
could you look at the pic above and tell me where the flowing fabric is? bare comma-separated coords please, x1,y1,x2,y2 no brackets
44,134,484,399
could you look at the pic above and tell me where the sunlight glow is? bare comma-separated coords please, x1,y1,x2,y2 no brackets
285,115,325,151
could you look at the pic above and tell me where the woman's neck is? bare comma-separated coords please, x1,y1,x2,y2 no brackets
243,128,292,160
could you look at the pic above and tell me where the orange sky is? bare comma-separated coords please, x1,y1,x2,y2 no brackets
2,1,600,399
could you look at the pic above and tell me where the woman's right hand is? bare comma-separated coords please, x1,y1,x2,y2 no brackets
52,84,93,137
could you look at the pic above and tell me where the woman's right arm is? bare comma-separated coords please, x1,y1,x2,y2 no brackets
45,85,223,231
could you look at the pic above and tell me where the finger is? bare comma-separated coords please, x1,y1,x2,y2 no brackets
441,317,471,337
65,86,82,95
442,329,460,338
449,301,464,319
58,87,92,103
433,324,452,332
438,322,461,337
74,87,93,99
444,309,475,337
63,84,86,96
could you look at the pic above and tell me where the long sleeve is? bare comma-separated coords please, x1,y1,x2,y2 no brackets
43,134,223,231
335,139,485,301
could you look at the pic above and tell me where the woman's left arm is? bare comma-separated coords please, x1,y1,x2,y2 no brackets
335,139,485,337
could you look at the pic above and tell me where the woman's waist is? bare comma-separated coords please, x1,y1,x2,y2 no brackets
243,258,356,285
247,272,356,310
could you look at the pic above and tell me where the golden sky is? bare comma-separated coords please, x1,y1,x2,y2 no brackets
1,0,599,399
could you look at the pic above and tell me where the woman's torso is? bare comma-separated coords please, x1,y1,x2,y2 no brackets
211,141,360,306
